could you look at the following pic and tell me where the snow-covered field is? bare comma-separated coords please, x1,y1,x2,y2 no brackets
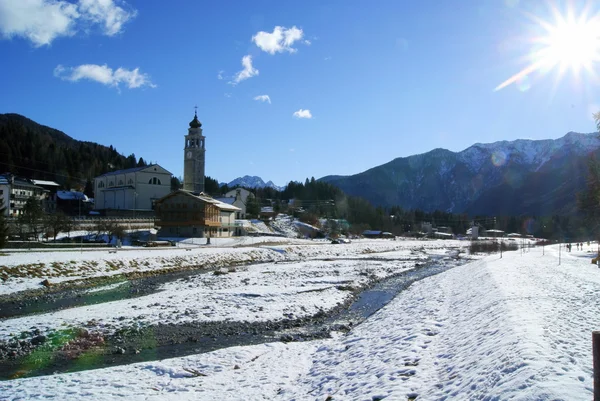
0,239,462,341
0,238,457,296
2,240,596,400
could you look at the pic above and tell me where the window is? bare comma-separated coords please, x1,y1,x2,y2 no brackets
148,177,162,185
118,180,123,185
98,182,105,188
128,179,133,185
109,181,114,187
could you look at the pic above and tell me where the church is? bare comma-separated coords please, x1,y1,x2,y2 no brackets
155,110,240,238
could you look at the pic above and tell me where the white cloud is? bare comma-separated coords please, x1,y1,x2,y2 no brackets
252,26,305,54
224,93,231,98
54,63,155,90
231,55,258,84
253,95,271,104
0,0,136,47
293,109,312,119
217,70,224,80
78,0,137,36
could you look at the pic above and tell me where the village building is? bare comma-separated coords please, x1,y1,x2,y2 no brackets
155,110,242,237
215,188,255,219
0,174,48,217
93,164,172,214
155,190,240,238
56,190,93,216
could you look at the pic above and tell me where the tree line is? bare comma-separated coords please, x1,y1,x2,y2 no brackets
0,113,148,192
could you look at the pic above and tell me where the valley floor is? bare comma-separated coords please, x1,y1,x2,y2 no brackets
1,240,598,400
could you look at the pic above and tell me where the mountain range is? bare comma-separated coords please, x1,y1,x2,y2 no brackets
220,175,283,191
320,132,600,216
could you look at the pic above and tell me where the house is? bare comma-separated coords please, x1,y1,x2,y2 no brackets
260,206,276,219
484,229,505,238
216,188,255,219
32,179,60,214
362,230,395,239
56,190,93,216
93,164,172,214
0,174,48,217
154,190,241,238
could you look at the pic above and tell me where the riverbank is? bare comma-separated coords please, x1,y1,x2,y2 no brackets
2,243,597,400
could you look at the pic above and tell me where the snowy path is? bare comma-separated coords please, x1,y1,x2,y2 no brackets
3,243,597,400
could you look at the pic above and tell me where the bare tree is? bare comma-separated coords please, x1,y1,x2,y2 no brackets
44,212,72,241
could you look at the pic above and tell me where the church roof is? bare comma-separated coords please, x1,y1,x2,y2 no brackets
98,166,147,177
189,111,202,128
97,164,171,178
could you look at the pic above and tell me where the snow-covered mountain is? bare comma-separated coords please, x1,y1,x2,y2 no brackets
320,132,600,216
220,175,283,191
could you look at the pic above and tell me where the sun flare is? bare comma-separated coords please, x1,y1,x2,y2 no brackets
495,6,600,91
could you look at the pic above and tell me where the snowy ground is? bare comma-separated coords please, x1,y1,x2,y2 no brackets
0,239,462,342
3,240,594,400
0,238,457,296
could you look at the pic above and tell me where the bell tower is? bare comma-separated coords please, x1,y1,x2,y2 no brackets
183,107,205,193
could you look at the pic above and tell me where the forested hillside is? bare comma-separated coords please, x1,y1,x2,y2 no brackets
0,113,148,189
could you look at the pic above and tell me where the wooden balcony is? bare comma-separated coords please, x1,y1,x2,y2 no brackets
155,218,221,227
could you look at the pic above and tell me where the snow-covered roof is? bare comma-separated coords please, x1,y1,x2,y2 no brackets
486,229,505,233
212,199,240,211
261,206,274,213
32,180,60,187
57,191,88,201
363,230,382,235
214,197,236,205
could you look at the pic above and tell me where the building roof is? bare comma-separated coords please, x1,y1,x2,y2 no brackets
189,111,202,128
57,190,88,201
0,176,8,185
214,197,236,205
212,199,240,211
98,166,147,177
32,179,60,187
157,190,240,211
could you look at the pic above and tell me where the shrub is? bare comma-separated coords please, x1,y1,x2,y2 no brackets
469,240,518,254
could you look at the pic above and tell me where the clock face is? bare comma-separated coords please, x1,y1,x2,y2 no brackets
186,151,192,159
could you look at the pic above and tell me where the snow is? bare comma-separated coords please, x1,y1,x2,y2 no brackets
2,242,598,400
0,240,463,341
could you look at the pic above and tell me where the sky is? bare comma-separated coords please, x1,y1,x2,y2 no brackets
1,0,600,187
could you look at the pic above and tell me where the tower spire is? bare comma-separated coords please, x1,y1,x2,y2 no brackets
189,106,202,128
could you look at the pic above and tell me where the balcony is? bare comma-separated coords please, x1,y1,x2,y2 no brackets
155,218,221,227
11,193,34,200
221,221,244,228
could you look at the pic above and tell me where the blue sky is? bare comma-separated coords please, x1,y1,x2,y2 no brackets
1,0,599,186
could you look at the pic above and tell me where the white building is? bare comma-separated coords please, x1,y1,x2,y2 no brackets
216,188,255,219
0,174,47,217
93,164,172,212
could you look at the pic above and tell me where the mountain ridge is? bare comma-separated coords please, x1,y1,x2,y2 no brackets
220,175,283,191
320,132,600,216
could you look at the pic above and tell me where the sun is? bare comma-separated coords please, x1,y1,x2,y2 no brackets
495,5,600,91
